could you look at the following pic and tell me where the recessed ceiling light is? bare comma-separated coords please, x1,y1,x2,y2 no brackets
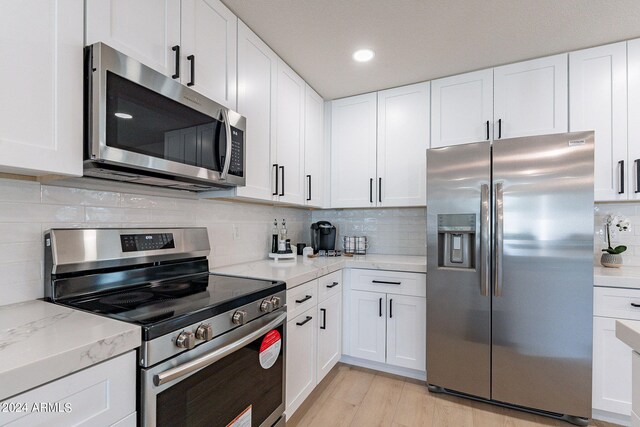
353,49,375,63
114,112,133,119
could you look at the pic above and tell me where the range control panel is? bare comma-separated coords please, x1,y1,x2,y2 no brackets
120,233,175,252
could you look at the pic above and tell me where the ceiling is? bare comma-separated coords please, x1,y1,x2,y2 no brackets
221,0,640,100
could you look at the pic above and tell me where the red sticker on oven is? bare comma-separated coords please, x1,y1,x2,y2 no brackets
259,330,281,369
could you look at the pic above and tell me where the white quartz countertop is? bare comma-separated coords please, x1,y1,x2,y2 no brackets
0,300,140,401
617,319,640,352
595,265,640,289
211,254,426,288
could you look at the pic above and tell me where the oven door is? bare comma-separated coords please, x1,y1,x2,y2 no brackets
86,42,245,187
141,310,286,427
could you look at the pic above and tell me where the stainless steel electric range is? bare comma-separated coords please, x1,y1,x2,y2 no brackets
44,227,286,427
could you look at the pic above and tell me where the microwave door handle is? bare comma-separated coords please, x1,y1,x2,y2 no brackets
220,109,232,180
154,311,286,386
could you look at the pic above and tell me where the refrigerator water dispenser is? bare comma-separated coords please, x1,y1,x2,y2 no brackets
437,214,475,269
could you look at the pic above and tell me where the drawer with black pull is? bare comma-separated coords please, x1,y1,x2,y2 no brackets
286,279,318,319
350,269,426,297
594,286,640,321
318,270,342,303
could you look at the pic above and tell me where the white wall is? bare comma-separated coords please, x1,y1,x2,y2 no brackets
0,178,310,306
311,208,426,256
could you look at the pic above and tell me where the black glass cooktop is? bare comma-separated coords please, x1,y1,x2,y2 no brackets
60,273,285,340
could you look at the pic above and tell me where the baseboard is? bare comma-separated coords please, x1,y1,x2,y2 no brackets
339,355,427,381
592,408,630,426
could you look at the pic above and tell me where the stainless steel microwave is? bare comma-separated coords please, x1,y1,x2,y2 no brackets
84,43,246,191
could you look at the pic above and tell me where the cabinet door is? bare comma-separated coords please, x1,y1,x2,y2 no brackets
570,42,627,202
377,82,430,207
593,316,634,415
275,60,306,205
181,0,237,109
330,93,378,208
386,294,426,371
317,292,342,383
85,0,180,77
286,307,317,417
346,290,386,363
628,38,640,201
235,21,277,201
431,69,493,148
0,351,135,426
0,0,83,177
494,54,568,139
304,84,325,207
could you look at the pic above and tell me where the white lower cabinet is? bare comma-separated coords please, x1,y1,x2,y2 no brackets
344,270,427,373
592,286,640,419
285,270,342,418
286,306,317,417
0,351,136,426
317,292,342,383
386,294,426,371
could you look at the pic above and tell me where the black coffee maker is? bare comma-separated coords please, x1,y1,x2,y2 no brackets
310,221,336,254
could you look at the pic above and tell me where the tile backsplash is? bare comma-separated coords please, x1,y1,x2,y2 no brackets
311,208,426,256
0,178,310,306
594,203,640,266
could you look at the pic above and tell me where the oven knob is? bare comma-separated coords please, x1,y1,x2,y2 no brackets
195,324,213,341
260,299,274,313
270,296,282,309
232,310,248,325
175,331,196,350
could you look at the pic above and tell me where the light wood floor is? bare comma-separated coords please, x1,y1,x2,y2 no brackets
287,364,620,427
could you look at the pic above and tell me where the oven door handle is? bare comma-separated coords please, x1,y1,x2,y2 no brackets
154,311,286,386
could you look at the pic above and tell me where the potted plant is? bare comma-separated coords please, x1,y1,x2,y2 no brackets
601,214,630,268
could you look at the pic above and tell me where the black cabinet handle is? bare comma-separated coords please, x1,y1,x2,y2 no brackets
635,159,640,194
171,45,180,79
389,299,393,318
279,166,285,196
619,160,625,194
498,119,502,139
369,178,373,203
631,302,640,308
320,308,326,329
327,282,339,288
486,120,490,140
272,164,279,196
187,55,195,86
379,297,383,317
307,175,312,201
378,177,382,203
296,316,312,326
372,280,402,285
295,295,312,304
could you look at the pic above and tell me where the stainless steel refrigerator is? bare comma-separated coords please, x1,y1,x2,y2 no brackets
426,131,594,424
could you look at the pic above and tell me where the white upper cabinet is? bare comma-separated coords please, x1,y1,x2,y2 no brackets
431,69,493,148
304,85,325,207
628,38,640,201
377,82,430,207
570,42,627,202
181,0,237,109
494,54,568,139
235,21,277,201
87,0,236,109
275,60,306,205
85,0,181,77
330,93,378,208
0,0,83,176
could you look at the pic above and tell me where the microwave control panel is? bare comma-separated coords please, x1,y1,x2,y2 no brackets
229,127,244,177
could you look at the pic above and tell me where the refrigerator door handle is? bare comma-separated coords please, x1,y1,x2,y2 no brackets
494,182,504,297
480,184,490,296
